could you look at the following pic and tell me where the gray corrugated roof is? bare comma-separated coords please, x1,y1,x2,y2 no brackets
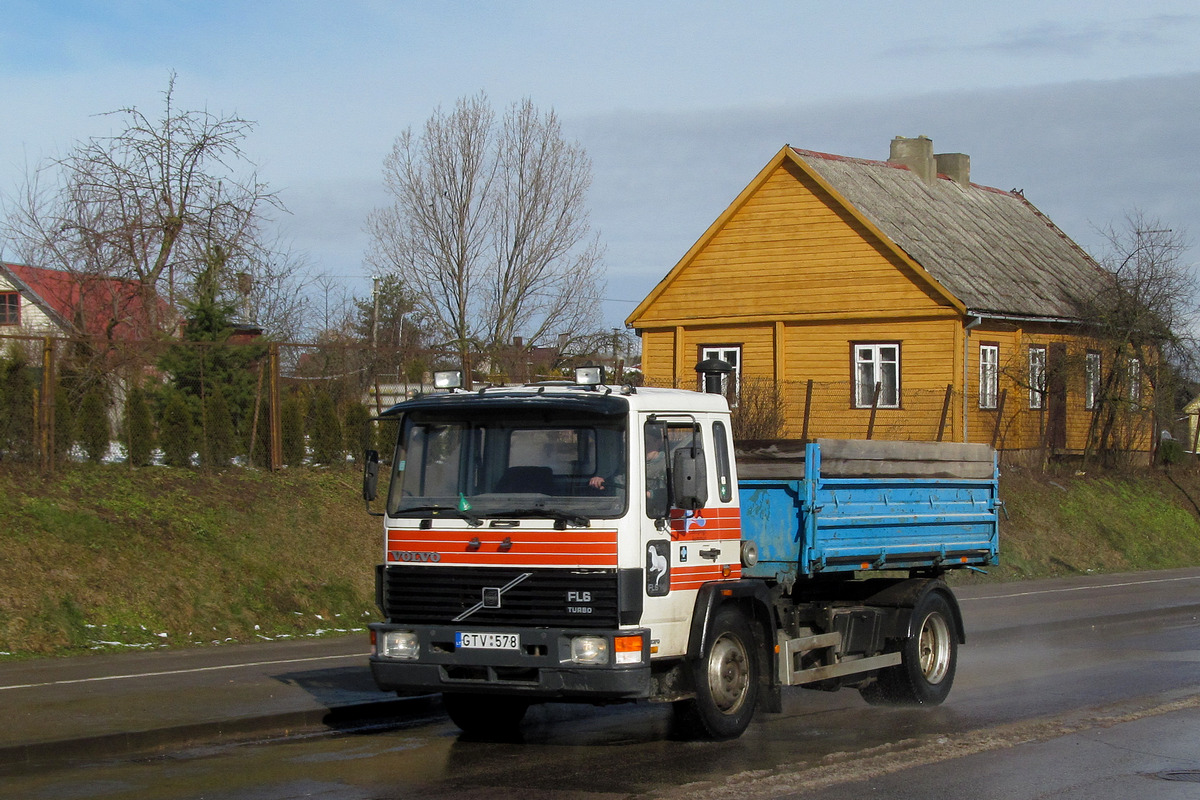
794,148,1109,321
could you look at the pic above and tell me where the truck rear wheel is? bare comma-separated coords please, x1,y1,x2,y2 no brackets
674,606,759,740
442,693,529,735
860,591,957,706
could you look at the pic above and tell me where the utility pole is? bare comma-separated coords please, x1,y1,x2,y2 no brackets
372,275,381,351
612,328,621,382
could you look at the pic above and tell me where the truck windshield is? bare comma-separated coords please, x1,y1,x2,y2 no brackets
387,410,627,521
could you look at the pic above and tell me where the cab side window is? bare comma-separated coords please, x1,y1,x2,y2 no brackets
713,421,732,502
644,423,669,519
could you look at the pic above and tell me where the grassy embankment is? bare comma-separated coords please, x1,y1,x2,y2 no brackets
3,461,1200,659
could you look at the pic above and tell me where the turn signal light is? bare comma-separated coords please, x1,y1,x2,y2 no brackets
614,634,643,665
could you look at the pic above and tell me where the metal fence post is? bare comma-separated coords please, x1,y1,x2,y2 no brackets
936,383,953,442
268,342,282,471
40,337,55,473
991,389,1007,450
800,379,813,442
866,381,881,440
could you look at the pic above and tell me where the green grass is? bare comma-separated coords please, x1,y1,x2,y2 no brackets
3,460,1200,659
951,461,1200,588
0,465,379,658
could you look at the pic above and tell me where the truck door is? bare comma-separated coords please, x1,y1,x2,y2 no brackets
640,417,741,658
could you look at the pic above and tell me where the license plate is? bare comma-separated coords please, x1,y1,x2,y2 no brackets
455,631,519,650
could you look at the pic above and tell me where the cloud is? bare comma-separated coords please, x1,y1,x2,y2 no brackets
885,13,1200,64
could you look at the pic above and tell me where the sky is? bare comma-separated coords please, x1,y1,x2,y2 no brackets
3,1,1199,334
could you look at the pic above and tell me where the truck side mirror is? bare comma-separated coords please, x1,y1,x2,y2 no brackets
672,449,708,510
362,449,380,504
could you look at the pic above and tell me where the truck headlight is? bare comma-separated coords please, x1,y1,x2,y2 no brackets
380,630,419,659
570,635,609,664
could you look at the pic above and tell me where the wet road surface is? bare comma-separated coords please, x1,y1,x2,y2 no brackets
4,569,1199,799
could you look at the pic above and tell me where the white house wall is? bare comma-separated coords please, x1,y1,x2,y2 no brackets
0,274,64,335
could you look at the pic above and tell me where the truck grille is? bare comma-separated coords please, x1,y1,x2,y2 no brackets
380,565,621,628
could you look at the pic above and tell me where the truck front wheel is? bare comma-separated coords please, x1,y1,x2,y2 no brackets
674,606,760,740
442,693,529,736
861,591,957,706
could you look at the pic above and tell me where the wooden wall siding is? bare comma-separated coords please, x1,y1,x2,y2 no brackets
962,326,1155,453
686,323,775,382
640,329,676,383
633,161,953,327
782,318,961,441
782,318,959,388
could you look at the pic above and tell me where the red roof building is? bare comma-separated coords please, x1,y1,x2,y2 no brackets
0,262,172,341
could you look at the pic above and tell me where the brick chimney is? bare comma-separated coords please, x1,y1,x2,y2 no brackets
889,136,971,187
889,135,936,184
934,152,970,187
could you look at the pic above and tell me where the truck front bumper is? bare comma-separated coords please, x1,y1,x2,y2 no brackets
369,622,653,700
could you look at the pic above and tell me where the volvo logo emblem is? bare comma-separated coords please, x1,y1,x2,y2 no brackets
453,573,533,621
389,551,441,562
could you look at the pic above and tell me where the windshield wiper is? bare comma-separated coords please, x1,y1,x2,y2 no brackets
396,504,483,526
499,507,591,529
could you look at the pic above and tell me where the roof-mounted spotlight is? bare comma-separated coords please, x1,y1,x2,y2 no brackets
575,366,604,387
433,370,464,390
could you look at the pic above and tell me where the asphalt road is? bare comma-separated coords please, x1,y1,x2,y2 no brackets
2,567,1199,799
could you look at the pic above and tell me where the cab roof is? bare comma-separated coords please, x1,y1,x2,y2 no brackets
379,383,729,418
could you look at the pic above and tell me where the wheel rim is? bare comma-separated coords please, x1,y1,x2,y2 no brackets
917,611,952,684
706,632,750,714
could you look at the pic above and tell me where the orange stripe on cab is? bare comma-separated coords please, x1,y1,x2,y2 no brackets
386,528,619,568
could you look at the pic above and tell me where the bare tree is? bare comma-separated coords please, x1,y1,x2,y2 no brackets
308,273,356,340
366,93,604,384
236,239,318,342
1083,211,1196,463
2,74,287,337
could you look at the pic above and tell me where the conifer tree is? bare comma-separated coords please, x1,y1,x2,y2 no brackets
124,384,154,467
160,390,195,467
281,392,307,467
201,383,236,468
309,392,343,465
78,387,110,463
343,402,371,461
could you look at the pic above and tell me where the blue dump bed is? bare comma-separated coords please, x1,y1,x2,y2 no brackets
738,439,999,583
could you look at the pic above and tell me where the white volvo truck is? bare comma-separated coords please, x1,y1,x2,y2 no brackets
363,367,999,739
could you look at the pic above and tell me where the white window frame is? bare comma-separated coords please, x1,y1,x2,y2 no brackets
853,342,900,409
700,345,741,406
1128,357,1141,409
0,291,18,326
1085,351,1101,410
979,344,999,409
1028,345,1046,409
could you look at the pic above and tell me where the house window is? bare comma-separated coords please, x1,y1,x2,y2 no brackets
853,343,900,408
1028,346,1046,409
700,346,741,405
1128,357,1141,409
1085,351,1101,410
0,292,18,326
979,344,999,409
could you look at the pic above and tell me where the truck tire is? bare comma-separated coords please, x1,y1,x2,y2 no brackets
860,591,957,706
442,693,529,735
674,606,759,740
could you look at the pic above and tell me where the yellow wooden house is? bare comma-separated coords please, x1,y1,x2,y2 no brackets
627,136,1152,456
